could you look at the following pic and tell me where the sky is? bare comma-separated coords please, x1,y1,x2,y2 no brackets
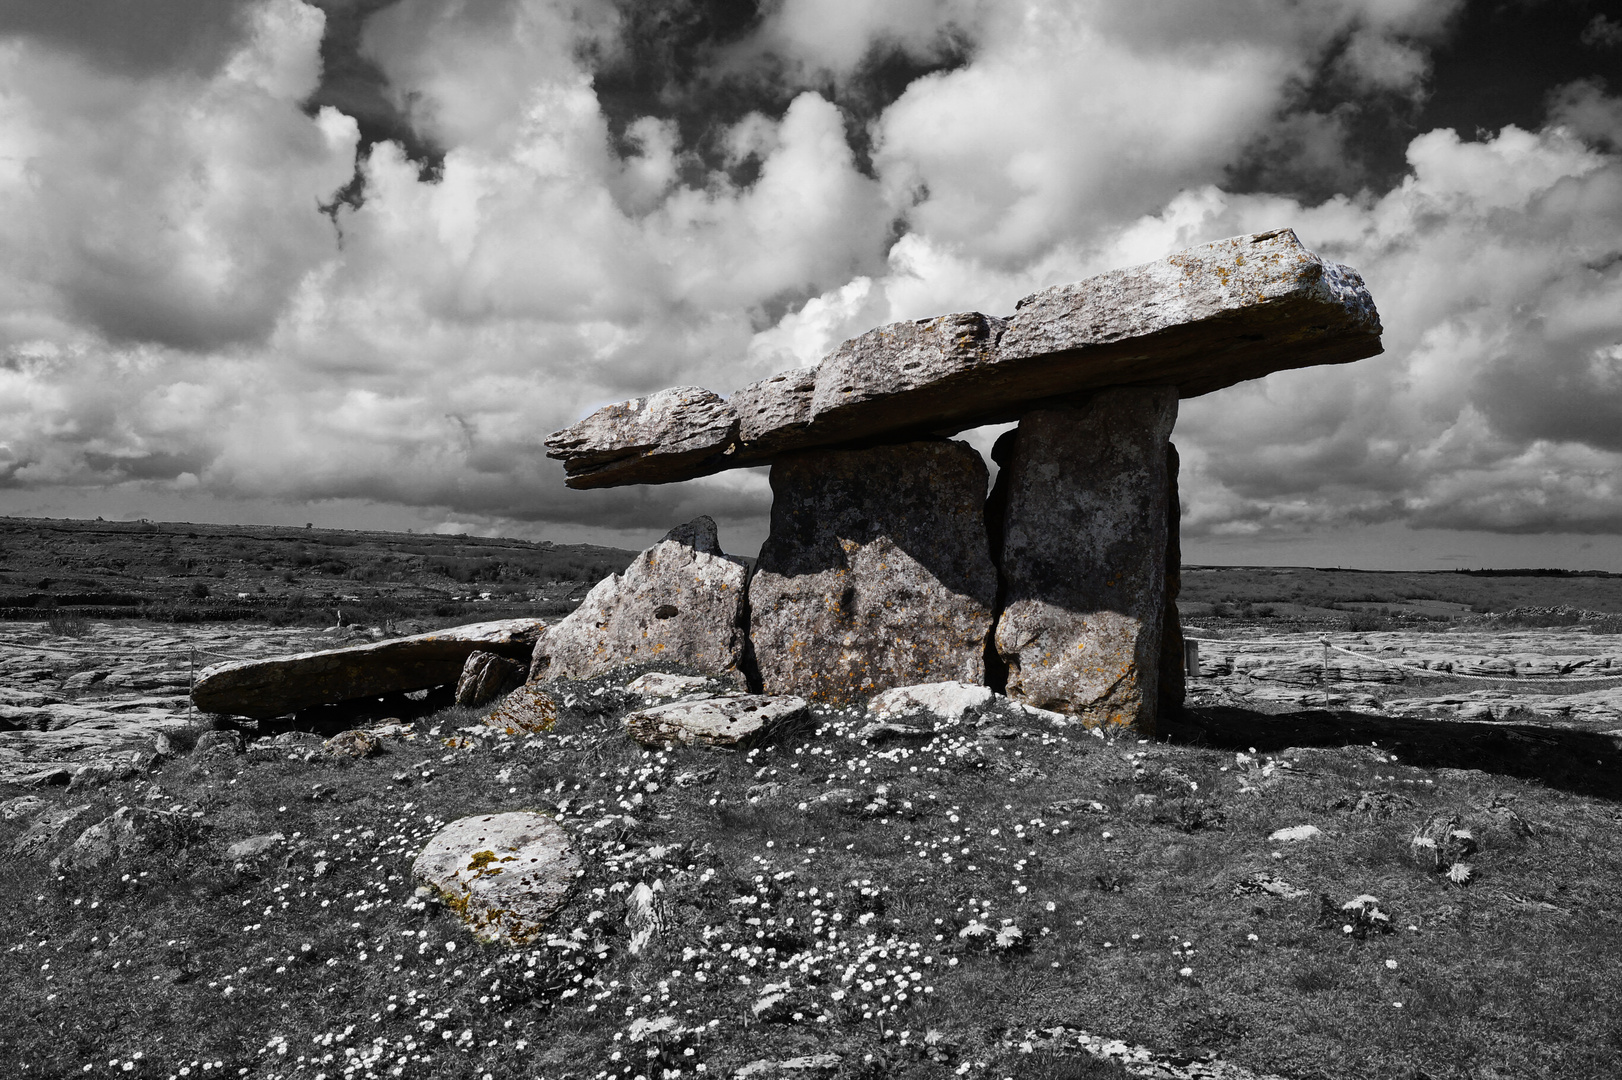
1,0,1621,570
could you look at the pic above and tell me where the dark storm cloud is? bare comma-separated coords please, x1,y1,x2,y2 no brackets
0,0,259,76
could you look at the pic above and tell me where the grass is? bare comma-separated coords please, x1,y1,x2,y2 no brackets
4,668,1622,1079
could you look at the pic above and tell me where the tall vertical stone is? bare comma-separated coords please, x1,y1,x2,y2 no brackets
749,441,998,702
1158,443,1185,717
993,387,1178,731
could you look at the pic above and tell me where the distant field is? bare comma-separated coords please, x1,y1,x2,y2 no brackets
1179,565,1622,629
0,516,637,627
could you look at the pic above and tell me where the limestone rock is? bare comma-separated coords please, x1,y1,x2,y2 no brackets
543,230,1381,487
1158,443,1186,717
749,441,998,701
455,650,526,707
625,879,666,956
485,685,559,735
193,729,244,757
226,833,285,862
1,795,44,821
1269,824,1323,843
993,388,1178,731
537,517,749,685
191,618,544,719
625,672,713,699
411,812,580,945
624,694,809,749
546,386,738,489
867,682,994,725
11,804,92,858
51,806,205,873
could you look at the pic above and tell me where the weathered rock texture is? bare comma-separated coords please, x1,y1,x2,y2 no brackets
455,651,526,707
485,685,559,735
624,694,809,748
749,441,998,701
536,517,749,685
191,619,544,720
993,388,1178,730
1158,443,1186,717
546,230,1381,488
411,812,580,945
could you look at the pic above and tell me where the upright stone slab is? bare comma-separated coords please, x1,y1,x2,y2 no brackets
993,388,1178,731
536,516,750,685
750,441,998,702
1158,443,1186,717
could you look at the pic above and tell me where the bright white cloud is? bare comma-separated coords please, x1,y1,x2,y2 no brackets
1,0,1618,564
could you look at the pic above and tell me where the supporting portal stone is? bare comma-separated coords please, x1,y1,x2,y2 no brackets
536,516,750,685
1158,443,1185,717
993,387,1178,731
749,441,998,702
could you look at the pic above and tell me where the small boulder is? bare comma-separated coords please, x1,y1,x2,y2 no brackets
1269,824,1323,843
323,729,381,759
624,694,809,749
485,685,559,735
52,806,205,873
625,672,713,699
455,651,526,707
867,682,993,725
193,729,243,758
11,804,92,858
411,812,580,945
226,833,286,863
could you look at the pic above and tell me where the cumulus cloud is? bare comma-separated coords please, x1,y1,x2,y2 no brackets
1,0,1619,564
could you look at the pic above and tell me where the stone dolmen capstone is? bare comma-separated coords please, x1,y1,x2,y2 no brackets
542,229,1383,732
412,811,580,945
749,441,999,701
990,387,1177,725
191,618,544,719
534,516,749,685
546,229,1379,488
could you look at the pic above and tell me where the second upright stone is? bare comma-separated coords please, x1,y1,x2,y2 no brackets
750,441,998,701
992,387,1178,731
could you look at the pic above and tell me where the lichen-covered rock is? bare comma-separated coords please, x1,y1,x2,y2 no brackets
867,682,994,724
749,441,998,701
537,517,749,686
1158,443,1186,717
485,685,559,735
624,672,714,699
411,812,580,945
624,694,809,748
545,386,738,489
323,729,381,758
455,650,526,707
993,388,1178,732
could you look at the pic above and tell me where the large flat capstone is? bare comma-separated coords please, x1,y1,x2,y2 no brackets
535,516,750,685
191,619,544,720
749,440,999,702
546,229,1380,488
992,388,1177,730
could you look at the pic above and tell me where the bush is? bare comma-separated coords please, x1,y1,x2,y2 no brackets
187,581,211,599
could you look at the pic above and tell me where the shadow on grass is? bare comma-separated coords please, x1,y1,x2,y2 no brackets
1164,705,1622,801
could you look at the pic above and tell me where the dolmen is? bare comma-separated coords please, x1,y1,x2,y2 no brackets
541,230,1382,735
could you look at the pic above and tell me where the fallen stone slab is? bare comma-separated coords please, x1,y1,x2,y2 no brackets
547,229,1381,487
624,694,809,748
191,619,545,720
993,388,1176,730
867,682,994,724
484,685,559,735
411,812,580,945
536,517,749,686
749,441,998,701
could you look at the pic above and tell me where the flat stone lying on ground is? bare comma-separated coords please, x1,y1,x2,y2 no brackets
411,812,580,945
536,517,750,687
191,618,545,719
749,441,999,702
992,388,1177,730
624,694,809,748
546,230,1382,488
